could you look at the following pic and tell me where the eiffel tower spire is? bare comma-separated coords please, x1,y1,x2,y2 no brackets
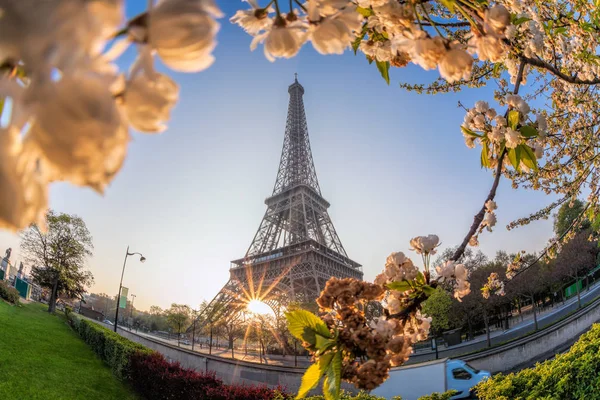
272,77,321,195
245,78,346,258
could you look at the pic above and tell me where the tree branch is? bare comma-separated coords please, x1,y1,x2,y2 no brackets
451,61,527,262
522,55,600,85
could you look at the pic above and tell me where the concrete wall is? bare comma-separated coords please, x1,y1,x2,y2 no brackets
464,296,600,373
118,329,322,392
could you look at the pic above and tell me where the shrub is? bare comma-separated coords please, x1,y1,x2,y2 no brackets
475,323,600,399
68,313,151,380
64,305,73,316
0,281,20,304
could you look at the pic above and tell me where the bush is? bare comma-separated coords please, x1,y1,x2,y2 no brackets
64,305,73,316
68,313,151,380
129,351,285,400
0,281,20,304
475,323,600,399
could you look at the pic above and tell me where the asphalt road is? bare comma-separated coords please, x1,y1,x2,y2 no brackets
407,281,600,364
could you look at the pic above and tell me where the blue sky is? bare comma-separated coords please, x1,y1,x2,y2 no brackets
0,1,556,310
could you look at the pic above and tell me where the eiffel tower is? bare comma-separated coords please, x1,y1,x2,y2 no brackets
198,77,362,323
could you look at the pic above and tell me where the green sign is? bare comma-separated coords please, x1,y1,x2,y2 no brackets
119,287,128,309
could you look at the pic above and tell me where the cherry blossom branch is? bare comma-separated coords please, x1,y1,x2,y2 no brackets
522,55,600,85
451,61,527,262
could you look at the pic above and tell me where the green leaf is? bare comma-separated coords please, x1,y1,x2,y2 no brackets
315,334,337,355
508,110,520,130
352,25,368,55
366,55,374,65
422,285,436,296
520,125,538,138
416,271,425,285
439,0,455,12
481,143,490,169
513,16,531,26
296,353,334,399
286,310,331,346
356,6,374,17
323,351,342,400
376,60,390,85
461,126,482,138
387,280,412,292
507,147,520,170
519,144,538,171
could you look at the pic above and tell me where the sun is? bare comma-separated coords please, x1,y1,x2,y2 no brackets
247,299,273,316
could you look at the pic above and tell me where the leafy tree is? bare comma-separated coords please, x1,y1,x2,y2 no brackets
421,287,453,336
22,210,94,313
166,303,191,344
554,199,590,238
552,229,598,309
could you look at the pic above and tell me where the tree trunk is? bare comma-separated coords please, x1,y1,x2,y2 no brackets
576,272,582,309
48,275,59,313
531,296,539,331
467,317,473,341
483,309,491,348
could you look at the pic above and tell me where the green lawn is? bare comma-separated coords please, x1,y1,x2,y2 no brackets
0,301,137,400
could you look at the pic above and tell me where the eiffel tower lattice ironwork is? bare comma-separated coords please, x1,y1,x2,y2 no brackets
195,78,363,325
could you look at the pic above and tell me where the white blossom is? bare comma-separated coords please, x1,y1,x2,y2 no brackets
482,212,497,231
0,127,48,231
309,7,362,55
230,0,272,35
468,35,506,62
409,234,440,255
251,20,307,62
435,261,455,281
505,128,521,148
489,125,505,143
475,101,489,113
122,48,179,133
27,74,129,192
485,200,497,212
484,4,510,36
148,0,222,72
438,43,473,83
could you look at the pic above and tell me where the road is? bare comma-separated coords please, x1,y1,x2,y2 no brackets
407,280,600,364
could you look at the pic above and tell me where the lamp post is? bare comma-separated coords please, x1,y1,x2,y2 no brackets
191,309,197,352
114,245,145,333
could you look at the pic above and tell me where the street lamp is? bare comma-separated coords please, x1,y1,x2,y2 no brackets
114,245,145,333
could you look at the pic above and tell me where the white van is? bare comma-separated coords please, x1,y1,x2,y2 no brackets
371,358,491,400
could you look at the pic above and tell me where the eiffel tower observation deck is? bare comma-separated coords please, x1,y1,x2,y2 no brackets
199,77,362,322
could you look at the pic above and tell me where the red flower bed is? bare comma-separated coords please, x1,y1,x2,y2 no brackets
129,351,287,400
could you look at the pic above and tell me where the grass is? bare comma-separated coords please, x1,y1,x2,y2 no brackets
0,301,137,400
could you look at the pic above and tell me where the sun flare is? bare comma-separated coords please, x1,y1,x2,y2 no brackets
246,299,273,316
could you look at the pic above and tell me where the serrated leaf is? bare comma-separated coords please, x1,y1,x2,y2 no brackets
376,60,390,85
520,144,538,171
387,280,412,292
461,126,482,138
286,310,331,346
481,144,490,169
508,110,520,130
520,125,538,138
507,147,519,170
323,351,342,400
296,353,334,399
356,6,373,17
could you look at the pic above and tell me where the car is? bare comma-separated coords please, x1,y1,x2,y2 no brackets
103,319,114,325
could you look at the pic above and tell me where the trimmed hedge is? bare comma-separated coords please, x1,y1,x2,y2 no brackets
475,322,600,399
68,313,287,399
0,281,20,305
68,313,152,380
